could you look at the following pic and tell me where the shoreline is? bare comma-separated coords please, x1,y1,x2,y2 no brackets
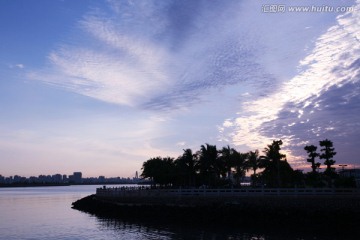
0,183,71,188
0,183,143,188
72,190,360,234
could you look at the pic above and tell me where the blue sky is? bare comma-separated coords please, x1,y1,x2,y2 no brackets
1,0,359,178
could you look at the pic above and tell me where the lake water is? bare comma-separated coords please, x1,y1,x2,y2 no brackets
0,185,353,240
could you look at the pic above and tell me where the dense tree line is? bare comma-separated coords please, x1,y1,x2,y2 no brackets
141,139,355,188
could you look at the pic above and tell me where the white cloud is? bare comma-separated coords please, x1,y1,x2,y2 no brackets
47,46,170,106
176,141,186,147
23,0,360,171
223,119,234,128
28,2,175,107
28,1,265,110
8,63,24,69
223,1,360,161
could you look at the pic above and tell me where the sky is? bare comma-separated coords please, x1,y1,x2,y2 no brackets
0,0,359,178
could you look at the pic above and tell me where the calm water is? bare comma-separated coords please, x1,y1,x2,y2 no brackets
0,185,352,240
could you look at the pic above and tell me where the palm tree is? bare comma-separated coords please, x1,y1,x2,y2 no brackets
246,150,262,186
232,151,248,186
261,140,287,187
304,145,320,173
176,149,198,186
219,146,235,181
247,150,261,176
198,143,219,186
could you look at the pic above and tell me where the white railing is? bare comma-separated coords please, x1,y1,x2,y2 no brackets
96,187,359,198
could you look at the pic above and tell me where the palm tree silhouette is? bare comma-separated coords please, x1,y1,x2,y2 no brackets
262,140,286,187
247,150,261,176
232,150,248,186
219,146,236,181
246,150,262,186
198,143,219,186
176,149,198,186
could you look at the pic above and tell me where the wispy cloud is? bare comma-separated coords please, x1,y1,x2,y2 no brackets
25,0,360,169
223,1,360,166
29,0,265,110
8,63,24,69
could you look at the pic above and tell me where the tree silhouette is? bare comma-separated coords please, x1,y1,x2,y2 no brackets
232,151,248,186
260,140,295,187
263,140,286,186
219,146,235,181
246,150,261,176
246,150,262,186
304,145,320,173
319,139,337,174
139,140,316,188
141,157,176,186
175,149,198,186
263,140,286,163
198,144,219,186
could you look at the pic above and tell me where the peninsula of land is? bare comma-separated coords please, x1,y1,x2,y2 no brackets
73,139,360,235
72,186,360,235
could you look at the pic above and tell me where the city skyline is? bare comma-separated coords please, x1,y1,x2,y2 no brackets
0,171,141,185
1,0,359,177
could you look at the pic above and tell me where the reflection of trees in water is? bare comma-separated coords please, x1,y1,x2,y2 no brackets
97,218,170,239
95,215,358,240
95,217,269,240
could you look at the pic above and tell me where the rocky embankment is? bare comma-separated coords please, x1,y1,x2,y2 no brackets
72,194,360,233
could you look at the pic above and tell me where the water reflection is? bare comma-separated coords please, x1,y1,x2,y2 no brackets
94,215,359,240
96,217,273,240
1,186,356,240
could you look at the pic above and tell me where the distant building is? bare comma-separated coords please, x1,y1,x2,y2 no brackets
0,171,147,185
29,176,37,183
73,172,82,184
52,174,63,183
98,176,105,183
